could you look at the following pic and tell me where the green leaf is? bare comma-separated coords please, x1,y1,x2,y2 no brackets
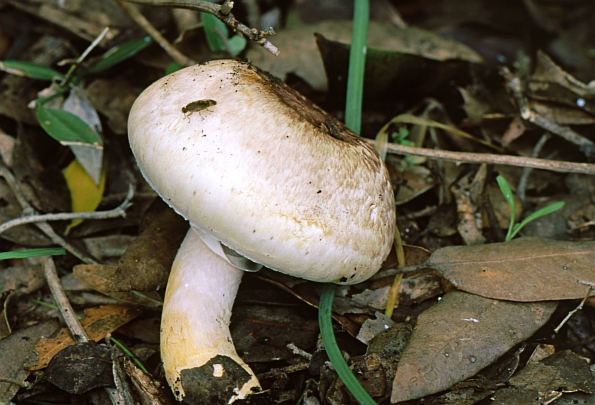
319,283,377,405
228,35,247,57
36,105,103,145
496,175,516,241
0,60,64,81
165,62,182,75
509,201,565,240
0,248,65,260
201,12,228,52
86,36,152,75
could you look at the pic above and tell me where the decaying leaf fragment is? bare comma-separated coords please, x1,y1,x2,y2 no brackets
110,201,188,293
428,237,595,301
27,304,142,370
391,291,556,402
490,350,595,404
0,320,60,404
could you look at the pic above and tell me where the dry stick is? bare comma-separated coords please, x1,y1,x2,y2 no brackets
115,0,195,67
0,163,101,264
0,184,134,235
0,377,30,388
256,362,309,380
287,343,313,361
124,0,280,55
502,67,595,159
45,258,129,405
370,264,422,280
43,257,89,343
554,283,595,334
372,141,595,175
60,27,110,87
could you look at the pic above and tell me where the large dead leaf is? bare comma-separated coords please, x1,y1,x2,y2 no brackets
391,291,557,402
427,237,595,301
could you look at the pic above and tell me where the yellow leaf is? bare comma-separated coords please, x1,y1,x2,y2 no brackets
63,159,105,232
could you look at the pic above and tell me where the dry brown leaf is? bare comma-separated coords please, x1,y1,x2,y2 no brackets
450,167,486,245
391,291,557,402
528,51,595,115
386,155,437,205
73,264,163,307
110,201,188,293
0,265,45,294
27,304,142,370
428,237,595,301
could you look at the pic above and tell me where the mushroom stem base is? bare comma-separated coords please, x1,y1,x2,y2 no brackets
161,229,260,403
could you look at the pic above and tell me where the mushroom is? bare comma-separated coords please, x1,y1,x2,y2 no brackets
128,60,395,404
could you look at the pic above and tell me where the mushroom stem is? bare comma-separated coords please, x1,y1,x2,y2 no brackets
161,228,260,404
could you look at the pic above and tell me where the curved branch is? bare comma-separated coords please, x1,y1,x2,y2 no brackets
124,0,279,55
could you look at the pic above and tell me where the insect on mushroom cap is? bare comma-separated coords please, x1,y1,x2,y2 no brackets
128,59,395,284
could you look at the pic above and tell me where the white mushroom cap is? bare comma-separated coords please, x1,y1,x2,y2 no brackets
129,60,395,284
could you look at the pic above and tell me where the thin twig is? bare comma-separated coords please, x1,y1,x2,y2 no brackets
36,222,100,264
256,361,309,380
502,67,595,160
554,285,594,333
0,184,134,235
41,258,123,405
60,27,110,87
0,377,30,388
124,0,280,55
0,162,101,264
286,343,313,361
43,257,89,343
115,0,195,66
372,141,595,175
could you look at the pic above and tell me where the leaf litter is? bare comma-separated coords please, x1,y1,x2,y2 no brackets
427,236,595,301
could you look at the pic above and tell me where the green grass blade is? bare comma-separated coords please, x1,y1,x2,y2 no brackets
318,1,376,403
496,175,516,241
509,201,565,240
0,248,65,260
86,36,152,75
0,60,64,81
344,0,369,134
319,283,377,405
110,337,149,374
